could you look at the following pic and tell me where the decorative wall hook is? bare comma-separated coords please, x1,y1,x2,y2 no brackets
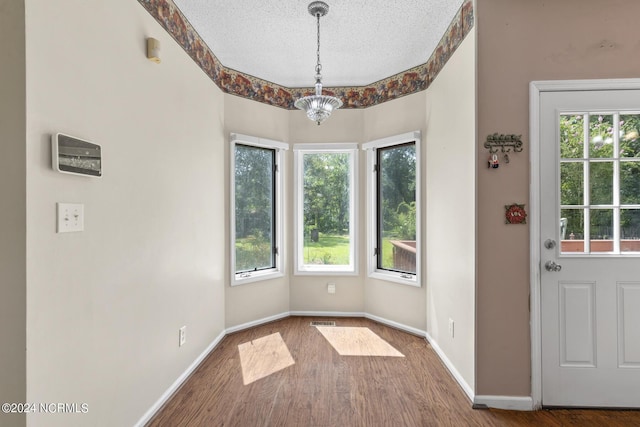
484,133,523,154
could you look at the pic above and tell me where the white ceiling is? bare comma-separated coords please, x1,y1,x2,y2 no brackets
172,0,465,88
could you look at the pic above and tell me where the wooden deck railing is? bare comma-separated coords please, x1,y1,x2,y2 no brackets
561,239,640,252
390,240,416,272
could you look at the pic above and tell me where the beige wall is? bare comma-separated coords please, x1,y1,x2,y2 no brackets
287,94,432,332
225,92,431,330
0,1,26,426
224,94,291,327
363,93,428,331
288,108,367,314
24,0,226,425
425,31,476,392
476,0,640,396
227,92,432,331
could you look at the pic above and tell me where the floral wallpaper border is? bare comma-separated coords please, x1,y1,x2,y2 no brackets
137,0,474,110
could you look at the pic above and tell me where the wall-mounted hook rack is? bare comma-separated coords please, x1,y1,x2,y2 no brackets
484,133,523,154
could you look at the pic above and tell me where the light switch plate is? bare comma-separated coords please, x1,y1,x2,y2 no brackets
57,203,84,233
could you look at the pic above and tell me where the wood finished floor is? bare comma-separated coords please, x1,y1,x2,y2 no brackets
148,317,640,426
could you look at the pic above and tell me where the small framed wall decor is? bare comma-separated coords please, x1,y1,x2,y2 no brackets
505,203,527,224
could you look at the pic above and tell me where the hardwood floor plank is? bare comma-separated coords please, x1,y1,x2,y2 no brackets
147,317,640,426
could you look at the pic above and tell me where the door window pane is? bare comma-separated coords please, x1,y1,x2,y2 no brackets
621,209,640,252
561,209,585,253
590,209,613,252
561,162,584,205
590,161,613,205
560,114,585,159
589,114,614,158
620,161,640,204
620,114,640,158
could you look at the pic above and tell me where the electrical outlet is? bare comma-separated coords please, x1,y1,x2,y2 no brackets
327,283,336,294
448,318,455,338
57,203,84,233
179,326,186,347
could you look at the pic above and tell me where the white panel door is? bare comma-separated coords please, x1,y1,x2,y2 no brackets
540,88,640,407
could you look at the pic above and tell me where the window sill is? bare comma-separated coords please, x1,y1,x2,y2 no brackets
232,269,284,286
294,266,358,276
368,271,420,287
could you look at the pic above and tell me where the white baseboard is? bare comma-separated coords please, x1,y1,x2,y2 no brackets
225,312,290,334
473,395,534,411
425,332,474,402
291,311,427,338
364,313,426,337
134,330,226,427
289,310,365,318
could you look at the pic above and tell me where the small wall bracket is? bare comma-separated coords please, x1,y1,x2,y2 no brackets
484,133,523,154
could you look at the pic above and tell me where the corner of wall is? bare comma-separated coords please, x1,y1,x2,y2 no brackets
425,29,477,393
0,0,27,426
223,94,292,328
23,1,226,424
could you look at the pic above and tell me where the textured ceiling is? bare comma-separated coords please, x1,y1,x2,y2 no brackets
171,0,465,88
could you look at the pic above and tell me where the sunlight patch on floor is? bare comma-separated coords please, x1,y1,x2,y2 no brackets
316,326,405,357
238,332,295,385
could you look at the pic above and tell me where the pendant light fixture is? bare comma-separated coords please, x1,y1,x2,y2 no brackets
294,1,343,125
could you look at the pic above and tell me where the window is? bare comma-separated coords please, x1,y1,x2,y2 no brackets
230,134,288,285
559,112,640,255
363,132,420,285
294,144,358,274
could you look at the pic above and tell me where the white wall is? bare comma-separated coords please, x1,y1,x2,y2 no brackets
24,0,226,425
0,1,26,426
224,94,291,328
425,31,476,392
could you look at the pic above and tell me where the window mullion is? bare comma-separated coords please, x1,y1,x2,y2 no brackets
584,115,591,253
613,112,621,253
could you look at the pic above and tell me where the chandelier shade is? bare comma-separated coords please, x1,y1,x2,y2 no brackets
294,1,342,125
294,83,343,125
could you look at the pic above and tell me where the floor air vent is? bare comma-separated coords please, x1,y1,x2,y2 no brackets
310,320,336,326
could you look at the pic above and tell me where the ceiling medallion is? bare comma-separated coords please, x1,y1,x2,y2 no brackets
294,1,343,125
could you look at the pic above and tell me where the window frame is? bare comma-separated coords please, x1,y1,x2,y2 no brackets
293,143,359,275
230,133,288,285
362,131,421,286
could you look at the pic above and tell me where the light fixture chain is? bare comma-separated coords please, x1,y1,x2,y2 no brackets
294,1,342,125
315,12,322,75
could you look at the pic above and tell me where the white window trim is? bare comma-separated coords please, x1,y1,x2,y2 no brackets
230,133,288,285
363,131,421,286
293,143,359,275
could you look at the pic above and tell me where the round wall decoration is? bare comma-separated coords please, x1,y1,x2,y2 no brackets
505,203,527,224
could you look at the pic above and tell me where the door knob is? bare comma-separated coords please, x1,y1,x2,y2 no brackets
545,260,562,272
544,239,556,249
